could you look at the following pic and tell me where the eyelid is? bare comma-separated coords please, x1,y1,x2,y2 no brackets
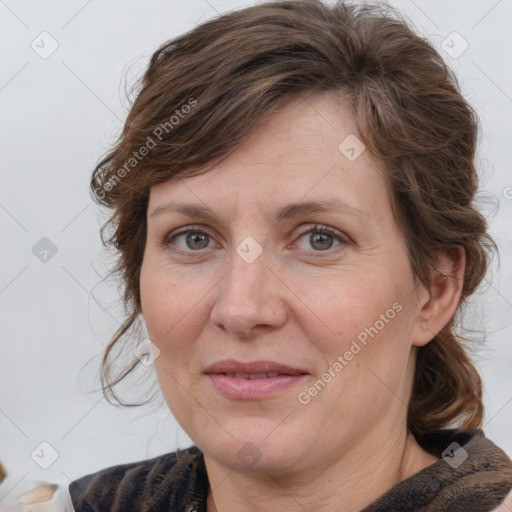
162,224,217,248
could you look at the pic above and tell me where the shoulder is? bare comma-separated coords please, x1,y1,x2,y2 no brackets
366,428,512,511
422,428,512,510
68,445,207,512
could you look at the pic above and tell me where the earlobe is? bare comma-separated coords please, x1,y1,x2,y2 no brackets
411,246,466,348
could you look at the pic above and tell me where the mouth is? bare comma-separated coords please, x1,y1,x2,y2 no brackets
204,360,309,400
219,372,290,379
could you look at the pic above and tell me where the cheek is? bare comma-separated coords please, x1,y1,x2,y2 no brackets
140,263,209,427
140,256,207,343
302,292,414,427
302,271,414,378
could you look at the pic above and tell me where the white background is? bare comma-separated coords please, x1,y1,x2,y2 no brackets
1,0,511,508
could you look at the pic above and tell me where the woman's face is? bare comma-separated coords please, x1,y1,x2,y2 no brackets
140,92,431,475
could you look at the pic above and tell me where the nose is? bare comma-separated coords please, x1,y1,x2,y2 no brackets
209,249,288,338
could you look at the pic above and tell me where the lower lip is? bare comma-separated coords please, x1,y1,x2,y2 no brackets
207,374,308,400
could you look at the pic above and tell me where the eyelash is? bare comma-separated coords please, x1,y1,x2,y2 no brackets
161,223,349,256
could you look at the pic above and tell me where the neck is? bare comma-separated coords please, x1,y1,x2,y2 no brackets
204,426,439,512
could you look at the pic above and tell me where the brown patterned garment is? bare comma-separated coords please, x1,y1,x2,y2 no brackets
68,428,512,512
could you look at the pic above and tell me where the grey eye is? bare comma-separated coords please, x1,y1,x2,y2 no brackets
180,231,211,250
307,232,335,251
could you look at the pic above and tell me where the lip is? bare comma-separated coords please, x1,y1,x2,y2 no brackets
204,359,309,400
204,359,307,375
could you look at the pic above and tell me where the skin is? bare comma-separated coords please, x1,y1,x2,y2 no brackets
140,91,465,511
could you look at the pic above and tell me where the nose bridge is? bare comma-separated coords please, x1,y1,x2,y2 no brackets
221,244,268,309
210,240,286,334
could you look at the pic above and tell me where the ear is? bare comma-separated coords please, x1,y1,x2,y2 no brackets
411,246,466,348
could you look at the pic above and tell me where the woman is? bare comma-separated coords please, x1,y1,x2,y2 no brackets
68,0,512,510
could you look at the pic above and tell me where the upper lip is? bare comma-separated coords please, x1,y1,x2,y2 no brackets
204,359,308,375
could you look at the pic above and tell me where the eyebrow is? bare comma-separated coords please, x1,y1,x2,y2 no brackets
149,198,371,224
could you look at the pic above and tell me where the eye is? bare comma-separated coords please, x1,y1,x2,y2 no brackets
294,224,348,253
161,223,349,256
162,226,217,254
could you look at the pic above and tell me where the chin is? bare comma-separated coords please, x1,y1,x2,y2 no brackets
195,419,312,474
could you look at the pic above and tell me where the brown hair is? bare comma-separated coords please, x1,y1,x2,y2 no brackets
91,0,496,438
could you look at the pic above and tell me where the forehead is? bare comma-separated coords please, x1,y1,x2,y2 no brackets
147,91,390,222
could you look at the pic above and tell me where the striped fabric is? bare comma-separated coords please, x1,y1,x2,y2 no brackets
69,428,512,512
